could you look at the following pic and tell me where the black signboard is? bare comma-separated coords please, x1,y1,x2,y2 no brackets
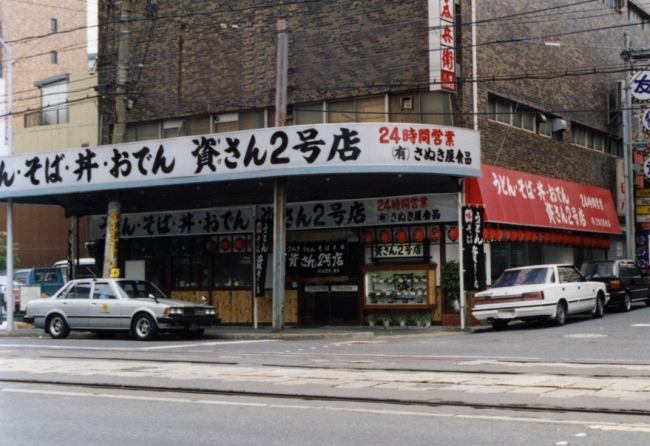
286,240,348,279
254,217,272,297
462,206,486,291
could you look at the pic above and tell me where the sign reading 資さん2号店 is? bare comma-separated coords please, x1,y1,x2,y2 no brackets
0,123,480,199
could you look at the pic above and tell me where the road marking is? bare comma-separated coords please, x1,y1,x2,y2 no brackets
0,340,277,351
3,387,650,432
632,324,650,327
563,334,608,338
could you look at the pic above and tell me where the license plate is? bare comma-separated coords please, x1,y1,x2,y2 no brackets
497,310,515,318
188,324,199,331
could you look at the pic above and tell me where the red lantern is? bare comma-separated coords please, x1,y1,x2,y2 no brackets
362,231,374,245
412,228,425,243
495,229,504,241
396,229,408,244
573,235,581,246
429,227,442,243
205,239,218,253
378,230,391,244
543,232,551,244
517,230,526,242
585,237,593,247
234,237,246,252
562,234,570,245
448,227,459,242
508,230,517,242
524,230,533,242
220,238,231,252
603,239,611,249
487,228,496,241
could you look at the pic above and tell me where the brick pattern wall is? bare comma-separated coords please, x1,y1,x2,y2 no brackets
1,0,87,129
97,0,647,193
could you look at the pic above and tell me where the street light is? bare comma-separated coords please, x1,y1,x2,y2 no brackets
0,38,14,332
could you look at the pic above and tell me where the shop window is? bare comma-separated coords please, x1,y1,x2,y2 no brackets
295,103,325,125
172,257,209,289
213,254,252,288
490,242,542,282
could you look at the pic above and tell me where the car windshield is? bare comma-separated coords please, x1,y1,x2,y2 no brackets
581,262,615,279
117,280,166,299
491,267,549,288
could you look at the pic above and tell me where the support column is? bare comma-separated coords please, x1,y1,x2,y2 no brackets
102,200,121,278
272,178,287,332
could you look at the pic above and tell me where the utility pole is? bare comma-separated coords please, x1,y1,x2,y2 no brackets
102,0,131,278
272,19,289,332
0,38,14,332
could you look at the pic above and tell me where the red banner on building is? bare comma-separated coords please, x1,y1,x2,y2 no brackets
466,165,621,234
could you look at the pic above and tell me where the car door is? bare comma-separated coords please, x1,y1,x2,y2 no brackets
89,282,121,329
627,264,649,301
60,282,91,328
557,266,584,313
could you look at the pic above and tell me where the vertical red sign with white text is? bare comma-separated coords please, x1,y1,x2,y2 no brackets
429,0,456,92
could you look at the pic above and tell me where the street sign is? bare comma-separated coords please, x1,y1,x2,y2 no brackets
636,205,650,214
636,188,650,197
636,196,650,206
637,214,650,223
645,155,650,180
631,71,650,101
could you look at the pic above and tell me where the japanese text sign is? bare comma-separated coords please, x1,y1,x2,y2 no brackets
466,165,622,234
0,123,480,199
429,0,456,92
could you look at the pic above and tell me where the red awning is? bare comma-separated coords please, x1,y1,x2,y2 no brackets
466,165,622,235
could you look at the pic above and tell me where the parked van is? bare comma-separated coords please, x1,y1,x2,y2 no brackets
54,258,96,281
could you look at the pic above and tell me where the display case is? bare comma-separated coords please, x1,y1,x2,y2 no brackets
362,264,437,309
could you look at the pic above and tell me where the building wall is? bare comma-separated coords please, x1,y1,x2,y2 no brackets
0,0,87,130
0,0,90,268
96,0,645,199
13,73,98,154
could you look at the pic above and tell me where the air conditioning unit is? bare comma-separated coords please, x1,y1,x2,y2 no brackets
615,79,625,110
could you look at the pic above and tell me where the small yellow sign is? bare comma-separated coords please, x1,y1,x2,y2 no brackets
637,205,650,214
101,304,108,311
636,189,650,197
110,268,120,278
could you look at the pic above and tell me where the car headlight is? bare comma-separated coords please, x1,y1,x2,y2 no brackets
206,308,216,315
168,307,184,315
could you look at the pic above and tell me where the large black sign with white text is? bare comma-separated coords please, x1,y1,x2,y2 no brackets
462,206,486,291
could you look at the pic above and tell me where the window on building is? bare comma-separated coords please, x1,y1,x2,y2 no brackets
51,18,58,32
213,254,252,288
172,257,209,289
27,76,69,127
328,96,385,123
294,103,324,125
488,95,568,140
51,51,57,64
214,110,265,133
420,91,453,126
125,121,160,142
162,116,211,139
572,123,607,152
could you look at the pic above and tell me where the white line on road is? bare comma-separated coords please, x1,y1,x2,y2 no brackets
0,340,277,351
3,387,649,433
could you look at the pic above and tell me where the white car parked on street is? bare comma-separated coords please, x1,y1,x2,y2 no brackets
472,264,609,330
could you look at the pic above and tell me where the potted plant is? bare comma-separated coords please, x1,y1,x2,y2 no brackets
365,313,378,327
380,313,392,327
397,313,408,327
413,312,424,327
441,260,461,312
422,312,432,327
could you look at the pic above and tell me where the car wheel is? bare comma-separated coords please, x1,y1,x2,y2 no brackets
623,293,632,312
95,331,116,339
490,320,509,331
132,314,158,341
48,314,70,339
554,302,567,326
592,295,604,319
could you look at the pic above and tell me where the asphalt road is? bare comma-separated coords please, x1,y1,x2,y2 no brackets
3,303,650,445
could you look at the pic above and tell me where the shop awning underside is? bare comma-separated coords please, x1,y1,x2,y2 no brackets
8,173,460,218
467,165,622,235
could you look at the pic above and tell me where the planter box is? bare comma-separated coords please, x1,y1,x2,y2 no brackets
441,313,485,327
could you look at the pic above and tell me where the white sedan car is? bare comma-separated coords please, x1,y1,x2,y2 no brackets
472,264,609,330
23,279,221,340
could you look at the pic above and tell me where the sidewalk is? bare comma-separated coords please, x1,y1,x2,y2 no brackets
0,322,467,340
